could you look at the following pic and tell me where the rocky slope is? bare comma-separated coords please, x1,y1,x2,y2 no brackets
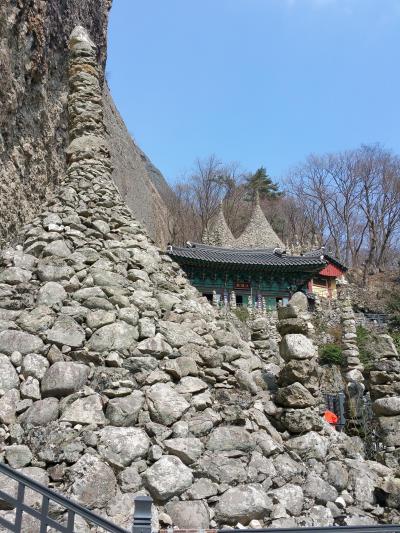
0,26,399,532
0,0,171,247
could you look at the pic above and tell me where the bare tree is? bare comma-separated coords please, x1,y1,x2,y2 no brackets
285,144,400,279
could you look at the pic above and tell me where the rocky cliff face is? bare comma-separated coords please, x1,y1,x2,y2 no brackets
0,0,171,247
0,26,399,531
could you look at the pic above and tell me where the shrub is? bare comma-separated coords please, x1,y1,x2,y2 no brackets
391,331,400,354
233,306,250,322
319,344,344,366
356,325,373,369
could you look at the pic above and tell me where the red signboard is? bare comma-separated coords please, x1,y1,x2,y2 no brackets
234,282,250,290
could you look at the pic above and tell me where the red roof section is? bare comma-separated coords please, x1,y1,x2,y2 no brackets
319,262,344,278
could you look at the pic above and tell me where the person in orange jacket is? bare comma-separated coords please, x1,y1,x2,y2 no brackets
324,410,339,425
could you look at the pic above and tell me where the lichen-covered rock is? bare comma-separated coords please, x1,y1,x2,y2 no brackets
165,501,210,529
69,455,117,509
0,330,44,355
164,437,204,465
207,426,255,452
98,427,150,467
86,322,138,352
5,445,33,468
275,382,316,408
143,456,193,501
61,394,106,425
41,362,90,398
280,334,316,361
37,282,67,306
270,484,304,516
46,315,86,347
21,398,59,427
215,485,272,524
147,383,190,426
0,355,19,391
105,391,144,426
21,353,49,380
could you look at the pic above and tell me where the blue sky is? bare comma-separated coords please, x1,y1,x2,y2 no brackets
107,0,400,185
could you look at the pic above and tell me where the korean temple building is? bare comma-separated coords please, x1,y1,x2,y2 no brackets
168,196,347,309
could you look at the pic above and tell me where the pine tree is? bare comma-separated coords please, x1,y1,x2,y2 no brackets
245,166,282,200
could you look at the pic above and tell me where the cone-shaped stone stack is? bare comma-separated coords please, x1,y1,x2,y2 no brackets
235,192,284,249
202,203,236,247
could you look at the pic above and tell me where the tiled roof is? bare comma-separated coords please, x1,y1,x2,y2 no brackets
168,243,326,271
303,248,347,271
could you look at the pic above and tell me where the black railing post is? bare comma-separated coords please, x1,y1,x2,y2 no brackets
132,496,153,533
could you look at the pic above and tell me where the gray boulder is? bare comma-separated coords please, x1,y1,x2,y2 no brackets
164,437,204,464
0,354,19,391
378,416,400,446
304,474,338,504
207,426,255,452
69,455,117,510
20,377,41,400
17,306,55,333
106,391,144,426
37,282,67,306
327,461,349,491
21,353,49,380
286,432,328,460
165,501,210,529
158,321,205,348
270,484,304,516
118,465,142,493
215,484,272,524
21,398,59,427
280,334,316,361
46,315,85,347
136,334,173,358
0,267,32,285
41,362,90,398
281,408,323,434
61,394,106,425
5,444,32,468
276,382,316,408
86,321,138,352
86,310,116,330
98,427,150,467
147,383,190,426
0,389,20,424
143,456,193,501
289,291,308,311
373,397,400,416
0,330,44,355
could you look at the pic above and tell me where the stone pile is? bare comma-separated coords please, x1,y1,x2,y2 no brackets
0,25,399,531
275,297,322,436
368,334,400,466
340,298,364,384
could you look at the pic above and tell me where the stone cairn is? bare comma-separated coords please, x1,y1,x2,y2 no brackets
340,298,364,384
369,334,400,467
275,293,322,435
0,25,399,530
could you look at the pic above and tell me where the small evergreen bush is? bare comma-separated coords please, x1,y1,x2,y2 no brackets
319,344,344,366
234,306,250,322
356,325,373,369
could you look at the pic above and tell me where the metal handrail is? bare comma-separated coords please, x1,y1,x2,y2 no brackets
220,527,400,533
0,462,152,533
